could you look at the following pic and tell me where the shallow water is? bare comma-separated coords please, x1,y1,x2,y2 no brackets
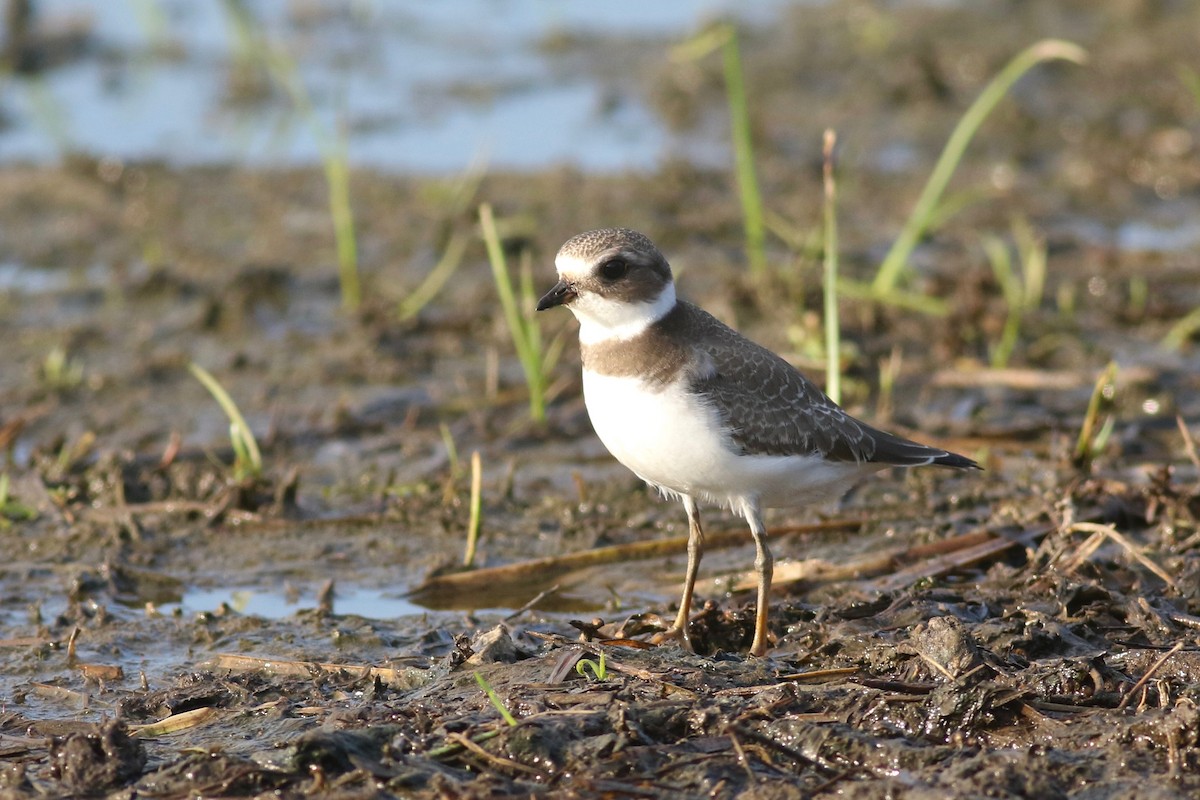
3,0,794,172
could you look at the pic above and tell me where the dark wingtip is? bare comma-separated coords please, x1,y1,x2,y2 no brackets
933,451,982,471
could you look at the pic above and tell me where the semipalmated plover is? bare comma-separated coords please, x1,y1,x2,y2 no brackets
537,228,979,657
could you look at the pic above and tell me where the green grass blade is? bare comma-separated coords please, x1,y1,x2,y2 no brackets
872,39,1086,293
519,250,544,366
398,232,469,321
480,203,546,422
836,278,949,317
1011,217,1047,310
721,25,767,281
324,129,360,312
982,235,1020,368
1178,64,1200,109
187,362,263,480
575,651,607,681
439,422,460,478
1074,361,1117,467
1162,307,1200,351
474,672,517,726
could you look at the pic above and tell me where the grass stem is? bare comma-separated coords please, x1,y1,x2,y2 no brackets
822,129,841,405
1073,361,1117,469
463,451,482,568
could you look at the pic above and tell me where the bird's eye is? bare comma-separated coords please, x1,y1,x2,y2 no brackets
599,258,629,281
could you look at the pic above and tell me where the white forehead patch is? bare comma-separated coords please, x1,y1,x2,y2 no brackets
554,253,593,281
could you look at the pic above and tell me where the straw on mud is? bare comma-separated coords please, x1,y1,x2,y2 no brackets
547,649,585,684
66,625,80,666
1116,642,1184,712
78,663,123,681
426,729,503,760
822,129,841,404
727,729,759,786
447,732,545,778
1177,416,1200,472
0,636,49,647
503,583,561,622
463,450,483,568
30,682,91,707
746,523,1052,595
1068,521,1177,591
131,707,219,738
872,39,1087,293
209,653,431,690
777,667,858,683
930,366,1093,391
406,517,864,607
1060,529,1107,575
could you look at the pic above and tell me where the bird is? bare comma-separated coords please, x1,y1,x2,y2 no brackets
536,228,980,657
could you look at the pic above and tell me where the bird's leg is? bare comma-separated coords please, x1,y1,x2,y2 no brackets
745,499,773,657
654,495,703,651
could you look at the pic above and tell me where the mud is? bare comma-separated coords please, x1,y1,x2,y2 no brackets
3,1,1200,797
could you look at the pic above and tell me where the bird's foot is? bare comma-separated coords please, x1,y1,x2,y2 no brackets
650,623,695,653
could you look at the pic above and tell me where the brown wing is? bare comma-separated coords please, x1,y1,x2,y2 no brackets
682,303,977,468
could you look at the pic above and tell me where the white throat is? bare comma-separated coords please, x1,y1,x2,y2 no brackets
572,282,677,346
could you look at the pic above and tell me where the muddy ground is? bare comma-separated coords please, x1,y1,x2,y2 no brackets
3,2,1200,798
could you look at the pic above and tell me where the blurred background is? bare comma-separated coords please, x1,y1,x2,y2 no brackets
1,0,795,171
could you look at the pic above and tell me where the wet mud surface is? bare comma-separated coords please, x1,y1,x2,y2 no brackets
3,2,1200,797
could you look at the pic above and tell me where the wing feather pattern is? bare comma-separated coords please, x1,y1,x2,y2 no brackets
678,303,977,469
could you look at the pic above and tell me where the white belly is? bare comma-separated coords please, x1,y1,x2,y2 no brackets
581,370,872,512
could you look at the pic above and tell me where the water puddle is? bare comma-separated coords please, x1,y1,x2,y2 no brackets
174,585,426,619
0,261,72,293
4,0,795,173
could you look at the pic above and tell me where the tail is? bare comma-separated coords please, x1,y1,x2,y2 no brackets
865,425,981,470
